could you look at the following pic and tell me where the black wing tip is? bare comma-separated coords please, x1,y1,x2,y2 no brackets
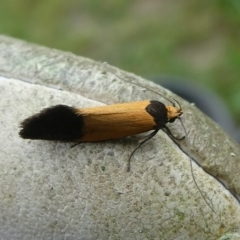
19,105,84,141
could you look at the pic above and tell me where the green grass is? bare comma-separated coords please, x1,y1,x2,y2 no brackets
1,0,240,123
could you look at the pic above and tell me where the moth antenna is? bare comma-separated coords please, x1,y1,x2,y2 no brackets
189,152,216,213
178,117,189,137
173,98,182,109
177,117,215,213
110,71,175,105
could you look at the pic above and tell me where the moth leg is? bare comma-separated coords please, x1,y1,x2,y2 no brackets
162,126,185,140
127,128,160,172
71,142,81,148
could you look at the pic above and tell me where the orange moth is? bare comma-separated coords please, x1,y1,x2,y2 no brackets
19,100,183,170
19,84,215,211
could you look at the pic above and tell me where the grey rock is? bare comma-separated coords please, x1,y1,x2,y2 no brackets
0,35,240,240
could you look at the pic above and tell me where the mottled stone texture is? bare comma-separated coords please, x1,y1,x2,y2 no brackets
0,35,240,240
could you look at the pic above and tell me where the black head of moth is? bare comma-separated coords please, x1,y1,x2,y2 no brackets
146,100,183,124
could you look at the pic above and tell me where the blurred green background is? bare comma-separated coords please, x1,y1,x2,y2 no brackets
1,0,240,124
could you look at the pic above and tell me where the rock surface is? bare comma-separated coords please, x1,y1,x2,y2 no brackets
0,35,240,240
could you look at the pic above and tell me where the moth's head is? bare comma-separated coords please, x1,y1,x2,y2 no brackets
166,99,183,123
